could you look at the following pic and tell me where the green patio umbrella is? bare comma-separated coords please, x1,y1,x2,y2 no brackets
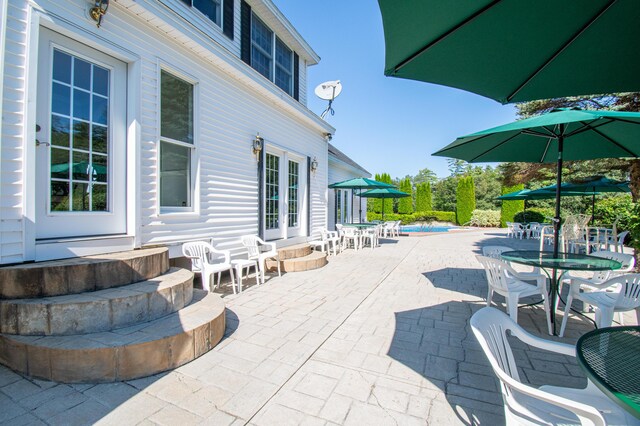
536,176,630,223
434,108,640,334
329,178,396,223
498,187,599,222
357,188,410,220
378,1,640,104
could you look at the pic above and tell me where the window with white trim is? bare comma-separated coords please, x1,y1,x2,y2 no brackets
160,70,194,210
288,160,299,227
250,13,294,96
181,0,222,26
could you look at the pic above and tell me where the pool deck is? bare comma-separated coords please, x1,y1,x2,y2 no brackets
0,229,636,425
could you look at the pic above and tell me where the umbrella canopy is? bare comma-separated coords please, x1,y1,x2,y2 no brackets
541,176,630,194
329,178,396,223
433,109,640,162
378,1,640,104
328,178,395,190
358,188,410,220
498,188,598,200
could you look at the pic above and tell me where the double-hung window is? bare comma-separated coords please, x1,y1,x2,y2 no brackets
181,0,222,26
250,13,294,96
160,70,194,211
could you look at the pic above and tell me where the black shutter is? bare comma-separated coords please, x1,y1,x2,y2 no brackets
306,156,311,236
241,1,251,65
223,0,234,39
258,147,265,240
293,53,300,101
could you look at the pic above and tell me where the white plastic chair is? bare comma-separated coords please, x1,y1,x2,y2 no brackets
241,235,281,284
336,224,359,250
382,221,395,238
558,251,635,308
471,307,638,426
477,255,552,335
560,273,640,337
360,227,378,250
393,221,402,237
320,228,341,256
182,241,235,292
481,246,546,284
608,230,629,253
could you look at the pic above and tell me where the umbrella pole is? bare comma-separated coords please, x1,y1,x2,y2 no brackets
359,189,363,223
591,193,595,225
551,128,564,335
382,199,385,221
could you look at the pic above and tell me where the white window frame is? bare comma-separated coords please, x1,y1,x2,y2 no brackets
157,65,199,215
251,13,294,96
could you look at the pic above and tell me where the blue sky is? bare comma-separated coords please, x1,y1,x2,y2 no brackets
274,0,518,179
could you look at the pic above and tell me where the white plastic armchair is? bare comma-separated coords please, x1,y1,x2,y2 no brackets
476,255,552,335
336,224,359,250
471,307,637,426
321,228,341,256
382,221,395,238
559,251,635,307
393,221,402,237
241,235,281,284
481,246,547,293
560,273,640,337
182,241,234,292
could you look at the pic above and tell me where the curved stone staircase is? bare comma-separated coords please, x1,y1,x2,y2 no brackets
266,243,328,273
0,248,225,383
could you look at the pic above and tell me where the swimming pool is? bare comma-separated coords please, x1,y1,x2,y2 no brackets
400,225,458,233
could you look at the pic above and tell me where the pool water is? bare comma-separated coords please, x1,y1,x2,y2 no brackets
400,225,457,233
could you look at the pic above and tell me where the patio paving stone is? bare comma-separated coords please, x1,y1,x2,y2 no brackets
0,229,638,424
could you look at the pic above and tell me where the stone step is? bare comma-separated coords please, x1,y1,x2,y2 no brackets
0,268,194,336
276,243,312,260
0,247,169,299
0,290,225,383
266,250,327,273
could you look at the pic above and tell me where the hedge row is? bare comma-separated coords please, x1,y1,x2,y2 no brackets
367,210,456,225
470,209,501,227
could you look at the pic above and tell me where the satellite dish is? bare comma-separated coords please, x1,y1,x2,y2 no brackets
315,80,342,119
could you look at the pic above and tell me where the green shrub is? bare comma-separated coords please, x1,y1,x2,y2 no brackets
500,184,524,227
593,195,634,230
470,210,501,227
415,182,432,212
456,176,476,225
513,208,553,223
367,210,456,225
398,178,414,214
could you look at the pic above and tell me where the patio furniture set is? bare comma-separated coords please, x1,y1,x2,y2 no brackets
474,239,640,423
182,235,281,295
333,220,401,251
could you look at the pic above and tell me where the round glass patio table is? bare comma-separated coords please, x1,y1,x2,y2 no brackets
500,250,622,335
577,326,640,419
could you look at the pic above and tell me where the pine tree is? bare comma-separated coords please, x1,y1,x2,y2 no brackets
415,182,433,212
500,183,524,227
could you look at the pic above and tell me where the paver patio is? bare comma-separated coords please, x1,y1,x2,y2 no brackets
0,230,636,425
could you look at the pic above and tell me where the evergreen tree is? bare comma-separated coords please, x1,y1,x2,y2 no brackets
415,182,433,212
456,176,476,225
398,178,413,214
500,183,524,227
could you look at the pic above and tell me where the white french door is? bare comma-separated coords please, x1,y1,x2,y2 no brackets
263,150,305,240
35,28,127,239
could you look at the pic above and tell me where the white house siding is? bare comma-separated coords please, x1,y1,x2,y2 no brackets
0,0,331,264
328,157,371,230
0,0,28,264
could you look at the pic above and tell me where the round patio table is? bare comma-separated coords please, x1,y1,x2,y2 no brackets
577,326,640,420
500,250,622,335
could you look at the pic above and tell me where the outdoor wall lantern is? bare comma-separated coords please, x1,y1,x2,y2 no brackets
311,157,319,174
324,133,333,142
89,0,109,28
252,134,263,161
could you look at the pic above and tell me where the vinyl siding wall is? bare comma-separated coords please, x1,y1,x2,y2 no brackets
328,157,371,230
0,0,28,264
0,0,329,263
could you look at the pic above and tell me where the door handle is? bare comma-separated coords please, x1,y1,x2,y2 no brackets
36,139,50,147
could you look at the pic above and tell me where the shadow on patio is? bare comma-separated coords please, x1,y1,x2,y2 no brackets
387,300,588,425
